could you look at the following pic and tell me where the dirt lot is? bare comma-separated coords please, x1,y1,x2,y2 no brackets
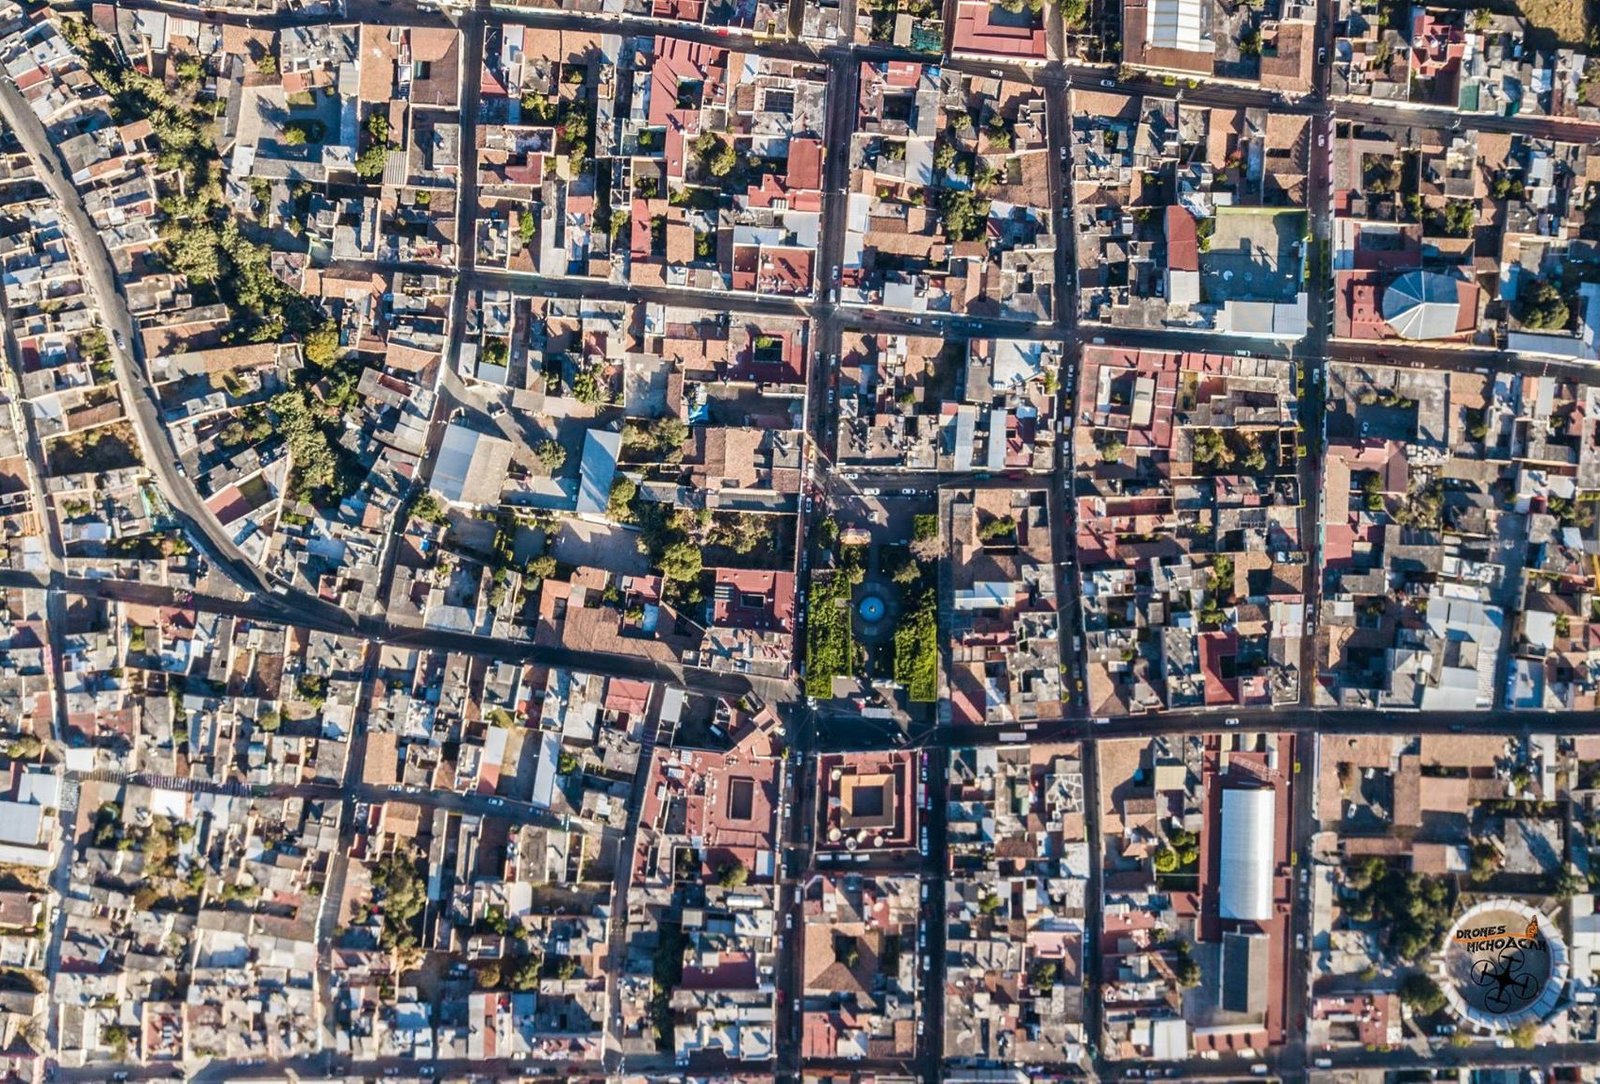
1515,0,1592,48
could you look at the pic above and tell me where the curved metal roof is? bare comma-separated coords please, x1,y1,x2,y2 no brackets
1218,787,1275,922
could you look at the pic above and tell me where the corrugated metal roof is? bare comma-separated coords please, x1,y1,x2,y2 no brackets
1219,786,1274,921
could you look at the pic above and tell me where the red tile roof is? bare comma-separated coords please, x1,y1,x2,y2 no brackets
712,569,795,634
787,137,824,192
1165,206,1199,272
952,0,1047,58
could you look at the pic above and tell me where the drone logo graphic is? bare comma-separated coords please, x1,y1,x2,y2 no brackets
1471,947,1540,1013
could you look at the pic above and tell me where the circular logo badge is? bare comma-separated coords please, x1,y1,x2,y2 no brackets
1446,909,1553,1017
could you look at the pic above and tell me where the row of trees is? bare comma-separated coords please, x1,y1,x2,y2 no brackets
893,590,938,701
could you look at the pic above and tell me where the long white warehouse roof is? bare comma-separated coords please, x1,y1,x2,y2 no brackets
1219,787,1275,922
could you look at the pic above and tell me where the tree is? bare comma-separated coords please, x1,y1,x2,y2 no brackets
1238,432,1267,472
410,491,448,526
476,962,502,989
1399,972,1446,1016
1491,172,1525,201
716,861,749,887
101,1024,131,1060
476,908,508,940
607,476,637,521
1239,28,1262,57
1349,863,1455,961
1551,864,1586,902
1520,281,1571,331
660,540,702,582
302,321,340,367
1441,199,1476,237
1511,1019,1538,1050
1153,848,1179,873
939,189,991,242
1469,839,1501,882
272,390,340,495
894,591,938,701
534,439,566,471
508,957,543,991
1191,428,1234,469
4,735,43,760
168,226,222,282
1170,943,1200,987
978,515,1016,542
623,416,687,461
707,512,771,555
609,210,630,245
355,143,388,178
355,112,390,180
371,850,427,950
571,365,605,405
709,140,738,178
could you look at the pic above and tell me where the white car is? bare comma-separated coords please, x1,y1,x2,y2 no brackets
1224,716,1240,727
